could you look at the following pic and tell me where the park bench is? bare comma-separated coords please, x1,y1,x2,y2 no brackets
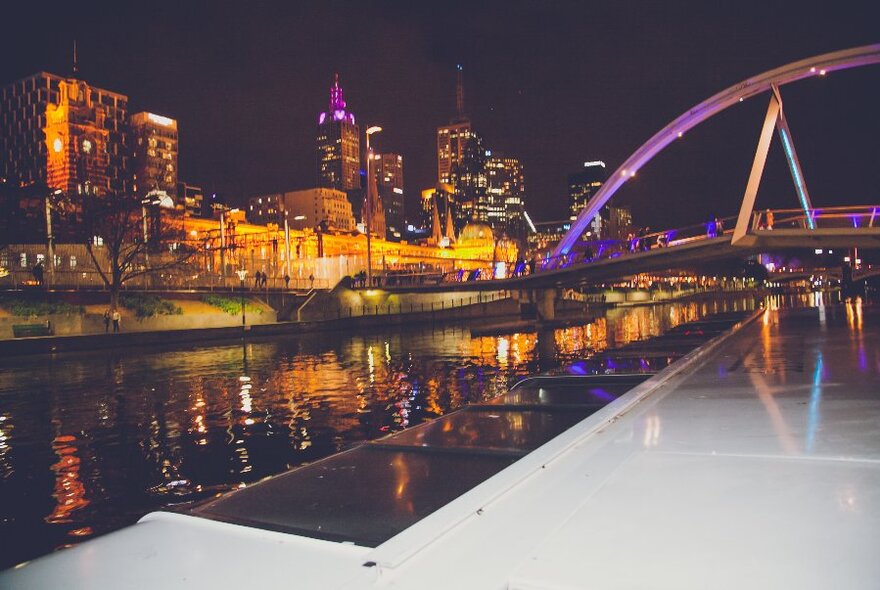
12,323,53,338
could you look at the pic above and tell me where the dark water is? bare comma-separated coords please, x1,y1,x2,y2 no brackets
0,294,767,568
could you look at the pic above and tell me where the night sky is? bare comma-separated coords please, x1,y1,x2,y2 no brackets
2,1,878,229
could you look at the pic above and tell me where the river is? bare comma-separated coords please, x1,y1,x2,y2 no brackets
0,293,783,568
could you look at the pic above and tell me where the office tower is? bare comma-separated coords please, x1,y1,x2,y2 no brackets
486,154,526,240
177,182,204,218
568,160,607,219
247,193,283,225
606,205,633,241
248,188,355,231
0,72,129,197
568,160,608,237
436,65,472,185
374,153,404,240
316,74,361,192
448,133,488,230
131,112,178,200
437,121,473,185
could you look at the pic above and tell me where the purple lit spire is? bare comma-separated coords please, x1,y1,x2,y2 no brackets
319,73,356,125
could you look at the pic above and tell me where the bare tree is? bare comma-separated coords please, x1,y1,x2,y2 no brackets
78,195,197,310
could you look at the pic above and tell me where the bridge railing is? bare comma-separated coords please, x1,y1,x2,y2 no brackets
751,205,879,230
539,214,739,272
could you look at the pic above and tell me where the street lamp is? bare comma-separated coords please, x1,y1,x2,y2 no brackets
46,189,63,287
365,125,382,287
235,269,248,329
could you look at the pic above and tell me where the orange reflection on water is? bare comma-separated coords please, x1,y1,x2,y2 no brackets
45,434,90,526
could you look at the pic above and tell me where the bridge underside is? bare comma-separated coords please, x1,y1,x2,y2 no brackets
376,227,880,294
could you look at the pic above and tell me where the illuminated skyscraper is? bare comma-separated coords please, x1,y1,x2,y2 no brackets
131,112,178,200
316,74,361,192
486,155,526,240
568,161,606,219
568,160,608,237
374,152,404,240
436,65,473,185
448,133,488,230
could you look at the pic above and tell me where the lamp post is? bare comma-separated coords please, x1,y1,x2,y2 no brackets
365,125,382,287
45,189,62,287
235,269,248,329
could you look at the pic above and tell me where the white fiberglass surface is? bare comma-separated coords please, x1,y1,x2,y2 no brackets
506,303,880,589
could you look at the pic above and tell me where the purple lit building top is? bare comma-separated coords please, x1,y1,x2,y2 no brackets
319,73,355,125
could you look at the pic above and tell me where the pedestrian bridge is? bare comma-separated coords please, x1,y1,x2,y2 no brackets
394,44,880,292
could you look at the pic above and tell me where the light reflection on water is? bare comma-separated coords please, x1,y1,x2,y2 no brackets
0,293,769,567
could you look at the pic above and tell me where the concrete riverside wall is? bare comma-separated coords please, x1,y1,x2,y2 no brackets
297,287,513,322
0,301,276,339
0,298,520,357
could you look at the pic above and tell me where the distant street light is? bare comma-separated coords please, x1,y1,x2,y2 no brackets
365,126,382,287
235,269,248,329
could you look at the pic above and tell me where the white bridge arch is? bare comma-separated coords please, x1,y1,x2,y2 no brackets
553,43,880,259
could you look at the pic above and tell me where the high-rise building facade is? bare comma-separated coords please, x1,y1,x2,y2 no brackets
437,121,473,185
568,160,607,219
448,133,488,230
177,182,204,218
568,160,607,237
248,188,355,231
486,155,526,240
437,65,473,186
316,74,361,192
375,152,404,240
131,112,178,200
0,72,129,196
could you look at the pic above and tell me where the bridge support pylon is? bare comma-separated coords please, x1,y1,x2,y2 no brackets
536,288,557,322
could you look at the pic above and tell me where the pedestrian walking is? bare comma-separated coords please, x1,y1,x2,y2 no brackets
254,271,261,289
284,274,290,289
103,309,111,333
309,273,315,289
111,309,121,333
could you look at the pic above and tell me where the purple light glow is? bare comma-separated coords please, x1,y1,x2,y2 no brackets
318,112,326,125
588,387,617,402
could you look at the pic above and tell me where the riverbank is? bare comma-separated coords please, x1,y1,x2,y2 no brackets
0,296,521,357
0,287,764,357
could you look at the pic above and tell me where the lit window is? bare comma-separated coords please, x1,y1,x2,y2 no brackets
20,253,28,267
70,256,77,268
93,235,104,247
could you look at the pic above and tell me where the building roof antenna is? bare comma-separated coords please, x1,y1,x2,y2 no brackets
455,64,465,120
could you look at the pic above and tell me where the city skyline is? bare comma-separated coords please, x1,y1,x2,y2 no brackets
1,1,877,230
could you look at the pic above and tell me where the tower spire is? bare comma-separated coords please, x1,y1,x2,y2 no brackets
72,39,78,75
329,72,346,112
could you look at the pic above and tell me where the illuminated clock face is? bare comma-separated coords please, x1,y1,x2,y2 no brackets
82,139,93,153
53,137,63,153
